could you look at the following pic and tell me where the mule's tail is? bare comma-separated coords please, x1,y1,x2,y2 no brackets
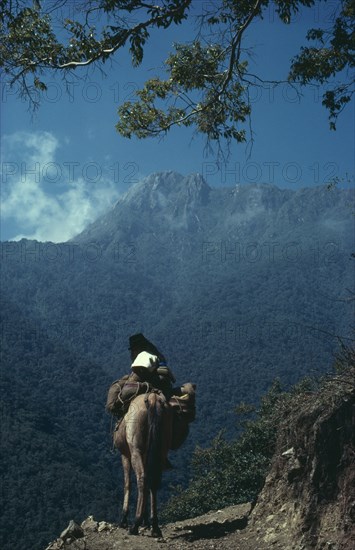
146,393,164,490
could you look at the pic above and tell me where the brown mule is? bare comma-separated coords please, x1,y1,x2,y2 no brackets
113,391,172,537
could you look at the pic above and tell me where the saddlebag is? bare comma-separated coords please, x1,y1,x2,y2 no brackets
169,383,196,450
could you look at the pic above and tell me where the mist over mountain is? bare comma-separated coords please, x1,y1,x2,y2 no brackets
1,172,354,549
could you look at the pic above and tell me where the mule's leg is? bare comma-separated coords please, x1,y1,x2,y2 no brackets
130,451,147,535
120,455,131,528
142,501,150,529
150,488,162,538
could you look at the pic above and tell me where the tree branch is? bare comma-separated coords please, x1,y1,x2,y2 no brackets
219,0,263,97
56,0,191,69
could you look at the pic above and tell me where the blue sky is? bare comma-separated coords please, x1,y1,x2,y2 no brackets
1,1,354,242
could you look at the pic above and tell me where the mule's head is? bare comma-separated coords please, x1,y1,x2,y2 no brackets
181,382,196,396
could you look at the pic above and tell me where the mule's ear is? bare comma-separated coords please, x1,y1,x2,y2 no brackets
181,382,196,395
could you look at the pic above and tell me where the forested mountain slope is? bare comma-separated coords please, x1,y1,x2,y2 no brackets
1,173,353,549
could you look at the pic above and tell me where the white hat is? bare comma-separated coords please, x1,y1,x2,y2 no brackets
131,351,159,372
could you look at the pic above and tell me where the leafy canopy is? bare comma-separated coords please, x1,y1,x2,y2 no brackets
1,0,354,144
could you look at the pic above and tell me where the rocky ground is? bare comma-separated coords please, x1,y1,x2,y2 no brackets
44,496,350,550
45,503,272,550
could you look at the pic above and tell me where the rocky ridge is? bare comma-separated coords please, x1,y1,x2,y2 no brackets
72,171,353,245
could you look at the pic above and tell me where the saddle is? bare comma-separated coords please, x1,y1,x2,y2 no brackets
106,374,152,416
106,377,196,451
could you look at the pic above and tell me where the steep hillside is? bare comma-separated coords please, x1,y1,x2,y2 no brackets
248,365,355,549
45,366,355,550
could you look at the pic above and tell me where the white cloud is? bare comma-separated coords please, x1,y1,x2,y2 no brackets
1,131,119,242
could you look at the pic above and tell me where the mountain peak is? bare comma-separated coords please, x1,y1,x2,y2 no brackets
120,171,211,210
72,172,353,247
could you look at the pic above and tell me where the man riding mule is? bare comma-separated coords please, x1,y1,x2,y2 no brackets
106,333,196,536
128,332,177,401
